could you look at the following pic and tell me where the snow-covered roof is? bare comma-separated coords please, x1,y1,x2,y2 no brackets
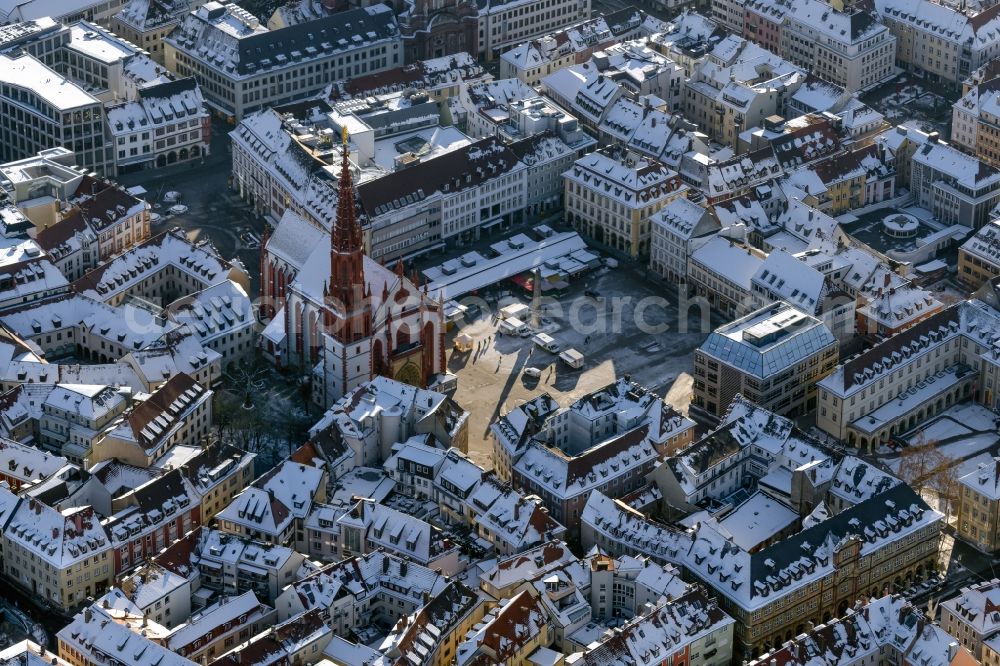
857,284,941,329
115,0,192,32
576,590,734,665
564,146,679,207
167,3,398,79
585,479,941,612
748,594,963,665
455,589,547,665
961,218,1000,266
0,52,98,111
0,437,68,486
5,494,111,569
57,604,195,666
829,456,901,505
107,78,206,137
961,457,1000,500
876,0,1000,51
74,229,238,302
166,591,269,652
690,236,765,289
913,139,1000,189
711,491,799,551
1,293,172,354
166,279,253,346
751,249,827,313
465,476,565,550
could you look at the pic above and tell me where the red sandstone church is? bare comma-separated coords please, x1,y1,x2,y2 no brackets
259,134,447,409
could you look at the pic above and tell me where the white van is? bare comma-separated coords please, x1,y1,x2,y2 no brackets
532,332,560,353
559,348,584,369
499,316,529,336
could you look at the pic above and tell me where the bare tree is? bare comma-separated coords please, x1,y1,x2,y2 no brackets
897,440,944,494
928,454,961,521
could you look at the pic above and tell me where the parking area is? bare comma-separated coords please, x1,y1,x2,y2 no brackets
115,119,267,297
447,263,717,467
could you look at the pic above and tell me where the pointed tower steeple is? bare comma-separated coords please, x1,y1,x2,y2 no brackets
327,126,371,342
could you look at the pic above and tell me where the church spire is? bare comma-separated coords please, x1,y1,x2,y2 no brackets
327,126,370,343
332,125,362,254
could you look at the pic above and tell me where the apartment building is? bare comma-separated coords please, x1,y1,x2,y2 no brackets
582,479,942,660
712,0,745,33
57,603,195,666
456,589,551,664
563,146,684,258
311,376,468,476
954,79,992,153
782,143,896,216
958,458,1000,553
72,228,250,308
164,2,402,120
649,11,722,78
744,0,896,92
575,591,734,666
166,592,276,663
104,468,200,574
910,137,1000,229
89,372,212,466
649,196,720,283
275,551,450,640
960,220,1000,288
941,578,1000,658
477,0,591,61
0,53,112,175
106,77,210,173
213,609,330,664
491,378,695,534
385,441,565,556
179,441,255,521
0,438,71,491
683,36,804,148
693,302,839,420
61,176,150,262
39,384,128,463
217,458,326,548
687,235,767,318
155,527,306,603
111,0,204,63
654,398,842,513
499,8,649,85
357,136,528,260
816,300,1000,449
165,279,255,366
0,236,70,312
1,492,114,613
335,498,462,575
377,582,487,666
749,249,829,316
876,0,1000,88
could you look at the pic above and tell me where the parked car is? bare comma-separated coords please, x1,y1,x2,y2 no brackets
523,367,542,379
163,191,181,203
168,204,188,215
